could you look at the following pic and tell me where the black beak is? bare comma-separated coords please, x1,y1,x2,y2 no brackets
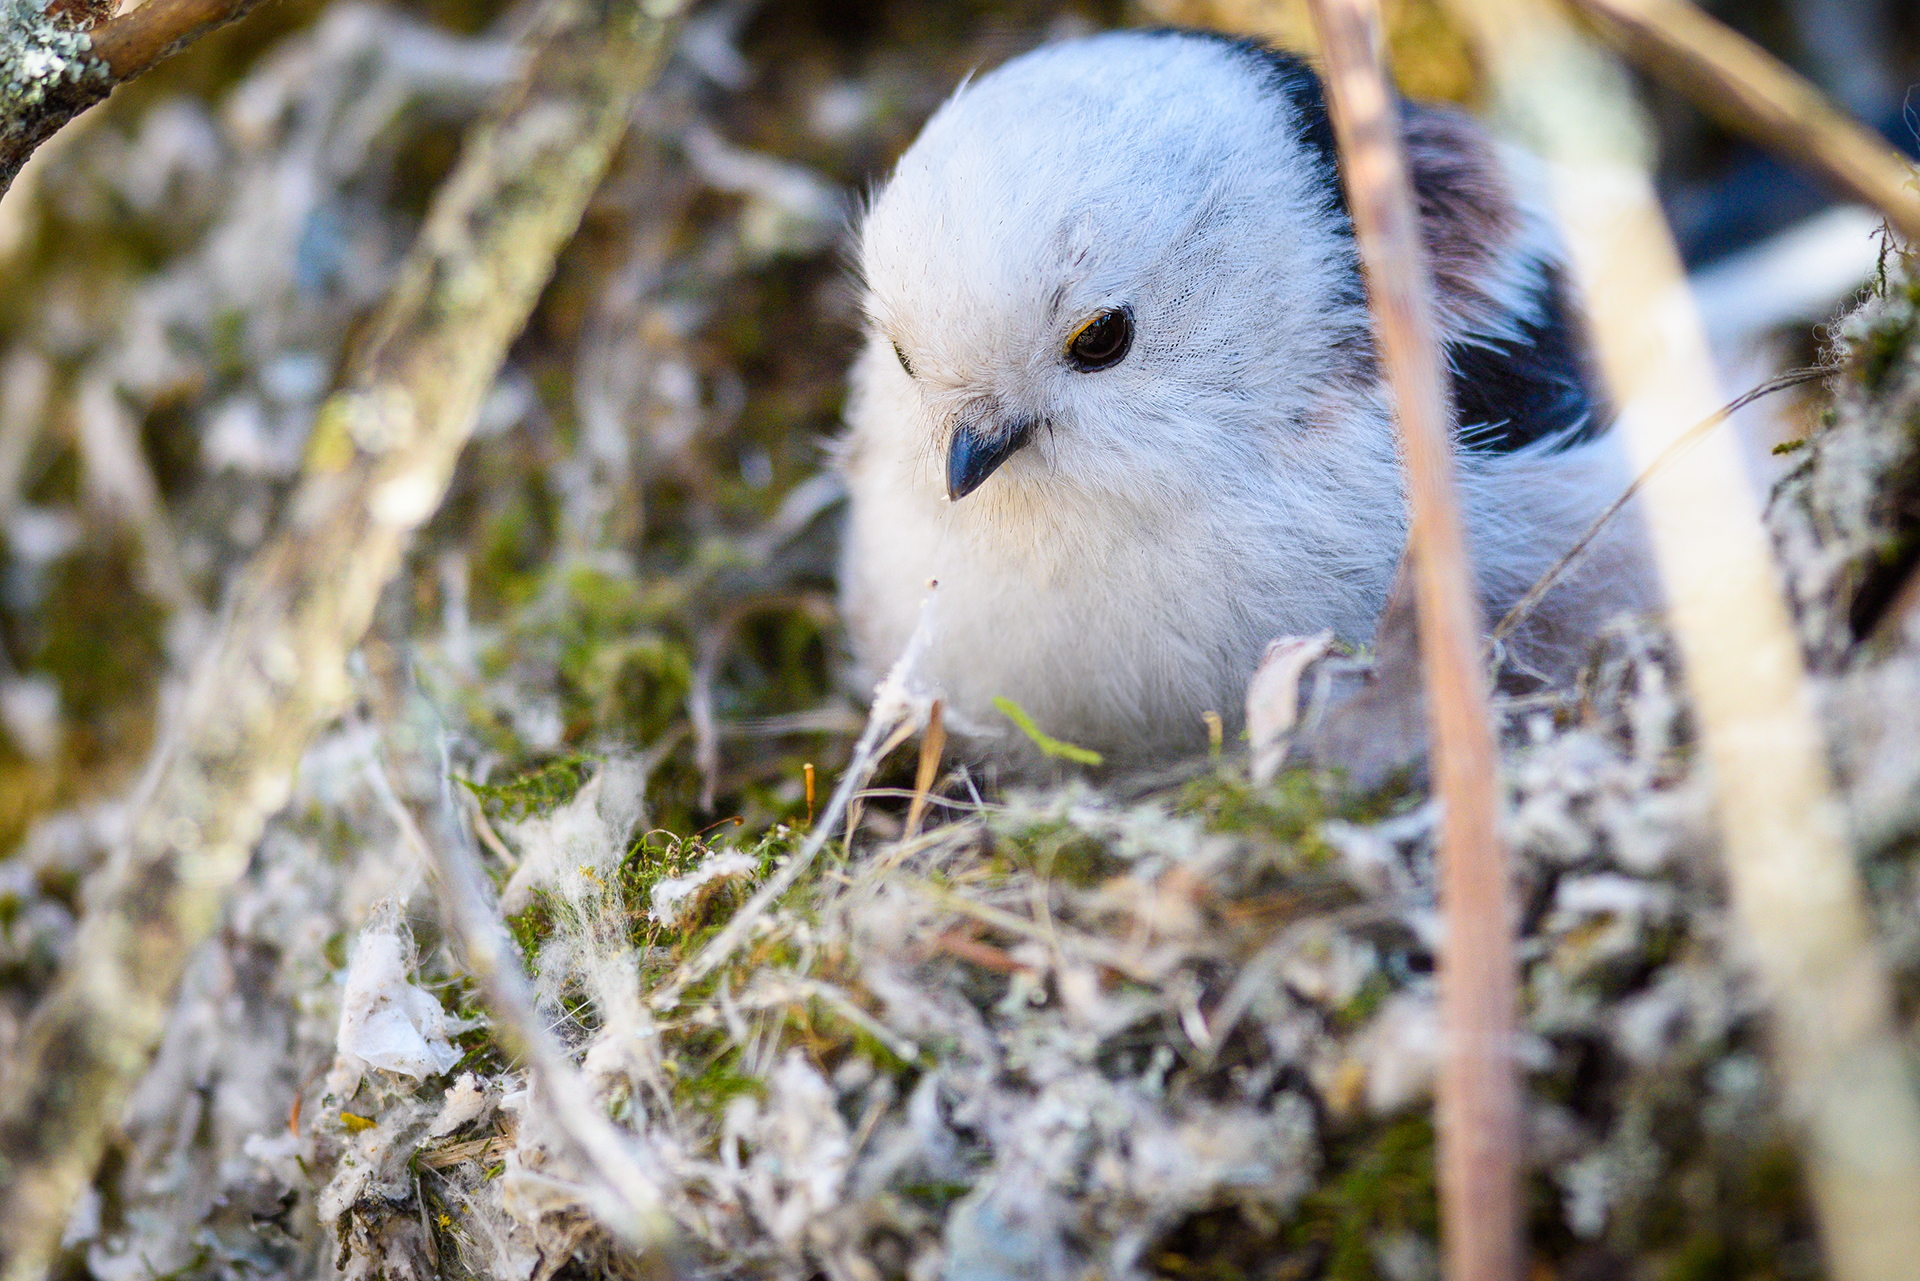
947,417,1035,502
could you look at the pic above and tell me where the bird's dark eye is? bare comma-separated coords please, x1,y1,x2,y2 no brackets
1065,307,1133,371
892,341,915,379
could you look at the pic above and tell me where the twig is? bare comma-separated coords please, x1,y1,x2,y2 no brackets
0,0,276,202
1565,0,1920,245
463,786,520,870
930,927,1030,975
0,2,684,1276
905,877,1169,983
646,595,937,1012
1304,2,1521,1278
419,742,670,1246
1444,2,1920,1278
1491,366,1829,643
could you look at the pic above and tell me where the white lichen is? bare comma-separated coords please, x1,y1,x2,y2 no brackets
0,0,100,125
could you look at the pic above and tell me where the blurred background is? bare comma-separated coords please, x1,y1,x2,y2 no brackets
0,0,1912,997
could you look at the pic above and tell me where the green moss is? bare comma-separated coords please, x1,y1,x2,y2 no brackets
32,540,166,736
1174,768,1368,871
503,889,556,965
1646,1137,1815,1281
1026,826,1122,889
668,1031,766,1115
562,629,691,744
899,1181,972,1212
1855,309,1917,393
1331,969,1394,1032
1149,1114,1439,1281
460,755,596,822
470,479,559,619
1292,1114,1440,1280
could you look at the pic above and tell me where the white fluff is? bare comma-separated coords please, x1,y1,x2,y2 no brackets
334,900,463,1081
837,30,1653,767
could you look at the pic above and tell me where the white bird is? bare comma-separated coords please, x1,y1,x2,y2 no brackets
835,29,1654,770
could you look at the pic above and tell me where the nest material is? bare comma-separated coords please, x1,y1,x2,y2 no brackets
0,2,1915,1279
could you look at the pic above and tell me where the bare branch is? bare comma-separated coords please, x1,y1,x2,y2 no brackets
0,0,683,1275
1302,3,1521,1279
1566,0,1920,245
0,0,274,200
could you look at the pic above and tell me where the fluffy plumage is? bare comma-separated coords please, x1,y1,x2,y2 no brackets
836,29,1653,767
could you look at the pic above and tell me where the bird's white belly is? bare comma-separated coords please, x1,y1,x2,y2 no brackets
839,460,1382,764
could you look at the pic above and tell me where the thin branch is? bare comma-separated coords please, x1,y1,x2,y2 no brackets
1445,3,1920,1279
1303,4,1521,1279
89,0,265,74
1491,366,1829,644
0,0,275,201
0,1,684,1276
1565,0,1920,245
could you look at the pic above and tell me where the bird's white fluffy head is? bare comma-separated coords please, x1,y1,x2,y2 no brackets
838,29,1643,766
857,31,1372,496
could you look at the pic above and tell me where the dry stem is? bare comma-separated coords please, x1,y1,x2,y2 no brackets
0,1,682,1275
1566,0,1920,244
903,698,945,838
1491,366,1827,645
1304,2,1521,1277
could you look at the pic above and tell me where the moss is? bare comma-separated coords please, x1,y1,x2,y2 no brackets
1855,306,1917,394
1331,969,1394,1032
1146,1114,1440,1281
667,1029,766,1115
503,889,556,966
1173,766,1402,873
30,539,166,761
470,478,560,619
1643,1136,1817,1281
899,1181,973,1215
1289,1114,1440,1280
459,755,597,823
0,756,60,860
563,629,691,744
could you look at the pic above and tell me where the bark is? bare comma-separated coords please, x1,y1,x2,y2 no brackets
0,0,282,201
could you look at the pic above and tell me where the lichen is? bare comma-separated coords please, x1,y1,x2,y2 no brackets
0,0,102,129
